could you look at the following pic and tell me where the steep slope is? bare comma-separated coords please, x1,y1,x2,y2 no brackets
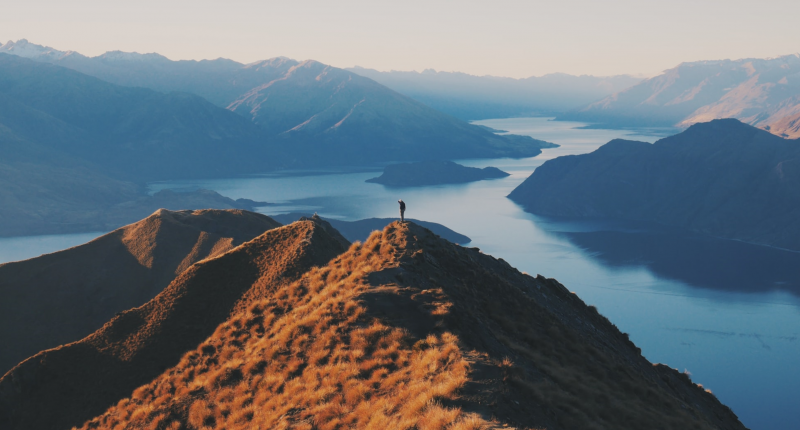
0,219,348,430
226,60,552,164
0,53,277,182
1,40,553,165
509,119,800,250
0,209,281,376
559,54,800,137
766,104,800,138
349,66,643,120
15,221,745,430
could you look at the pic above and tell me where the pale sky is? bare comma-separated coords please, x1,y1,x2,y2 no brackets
2,0,798,78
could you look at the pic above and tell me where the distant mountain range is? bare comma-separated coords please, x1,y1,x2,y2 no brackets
0,54,270,236
559,54,800,138
0,39,551,165
0,217,745,430
348,66,643,120
509,119,800,250
0,40,554,236
0,53,274,182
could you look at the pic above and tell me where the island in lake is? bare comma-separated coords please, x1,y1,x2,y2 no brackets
366,160,510,187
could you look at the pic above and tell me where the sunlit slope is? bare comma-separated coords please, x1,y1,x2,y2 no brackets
0,209,281,375
559,54,800,138
65,222,742,430
0,219,348,430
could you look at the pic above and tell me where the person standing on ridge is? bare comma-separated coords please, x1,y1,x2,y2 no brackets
398,199,406,222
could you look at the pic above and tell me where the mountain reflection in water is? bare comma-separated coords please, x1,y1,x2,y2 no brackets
558,228,800,296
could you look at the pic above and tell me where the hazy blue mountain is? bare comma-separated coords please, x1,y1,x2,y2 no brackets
0,40,551,164
0,53,276,182
0,44,553,236
509,119,800,250
0,129,259,237
227,60,553,164
347,67,643,120
0,53,280,235
0,39,297,107
558,55,800,138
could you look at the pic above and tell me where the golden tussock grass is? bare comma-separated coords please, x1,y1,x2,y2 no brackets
67,222,742,430
77,230,493,430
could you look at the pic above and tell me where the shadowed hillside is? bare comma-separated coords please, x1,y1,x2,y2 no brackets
0,218,348,430
0,209,281,376
1,221,744,429
509,119,800,250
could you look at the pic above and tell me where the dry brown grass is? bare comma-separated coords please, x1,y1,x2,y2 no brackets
79,232,493,430
65,221,741,430
0,208,280,376
0,219,347,430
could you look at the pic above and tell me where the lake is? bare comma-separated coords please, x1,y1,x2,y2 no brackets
3,117,797,429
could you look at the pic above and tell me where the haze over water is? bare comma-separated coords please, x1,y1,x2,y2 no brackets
2,118,796,429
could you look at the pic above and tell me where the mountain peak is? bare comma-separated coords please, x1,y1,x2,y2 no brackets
67,220,744,430
0,209,282,378
0,38,71,60
0,218,744,429
0,218,348,430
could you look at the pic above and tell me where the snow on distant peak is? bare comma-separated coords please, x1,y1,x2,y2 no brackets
0,39,70,60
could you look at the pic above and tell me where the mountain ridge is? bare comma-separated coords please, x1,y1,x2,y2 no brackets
0,218,745,429
559,54,800,138
347,66,643,120
0,209,281,375
0,39,551,165
0,217,348,430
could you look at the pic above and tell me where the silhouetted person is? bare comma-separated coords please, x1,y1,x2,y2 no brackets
398,199,406,222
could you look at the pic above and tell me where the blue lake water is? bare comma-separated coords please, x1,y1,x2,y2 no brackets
3,117,797,429
0,231,103,265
